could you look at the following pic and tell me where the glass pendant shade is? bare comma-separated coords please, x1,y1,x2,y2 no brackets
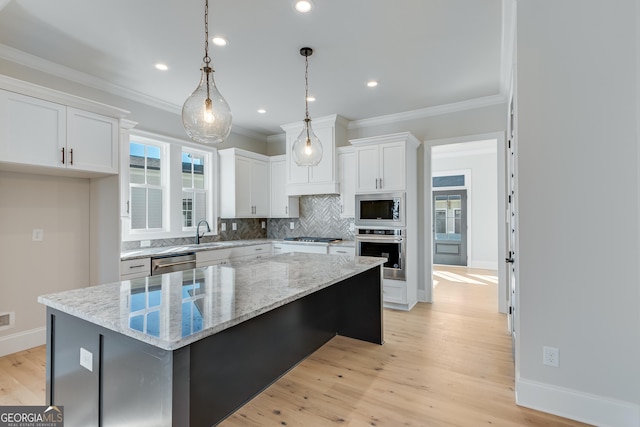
292,119,323,166
182,67,232,144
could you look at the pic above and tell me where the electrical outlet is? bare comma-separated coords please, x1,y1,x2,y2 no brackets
32,229,44,241
0,312,14,331
261,221,266,229
80,347,93,372
232,223,237,231
543,346,559,367
140,240,151,248
221,223,226,232
290,222,295,230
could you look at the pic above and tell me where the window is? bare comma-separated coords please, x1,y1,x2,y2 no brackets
123,131,217,241
130,141,165,230
182,149,207,229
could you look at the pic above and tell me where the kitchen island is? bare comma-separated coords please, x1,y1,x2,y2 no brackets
38,253,385,427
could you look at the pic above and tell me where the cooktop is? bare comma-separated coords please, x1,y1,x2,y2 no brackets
283,237,343,243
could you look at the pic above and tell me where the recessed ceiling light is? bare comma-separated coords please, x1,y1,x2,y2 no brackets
212,37,228,46
294,0,313,13
367,81,378,88
306,96,316,102
258,109,266,114
155,63,169,71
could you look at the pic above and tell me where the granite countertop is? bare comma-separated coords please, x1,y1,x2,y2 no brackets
121,238,355,261
38,253,384,351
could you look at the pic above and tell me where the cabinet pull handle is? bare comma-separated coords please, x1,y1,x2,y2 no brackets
255,248,263,251
129,264,146,269
379,178,382,188
285,206,288,215
61,147,65,164
126,200,130,214
70,148,74,165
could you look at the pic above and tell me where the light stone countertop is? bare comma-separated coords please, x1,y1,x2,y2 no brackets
121,238,355,261
38,253,383,351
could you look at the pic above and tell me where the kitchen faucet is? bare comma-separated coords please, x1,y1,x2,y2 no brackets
195,219,211,244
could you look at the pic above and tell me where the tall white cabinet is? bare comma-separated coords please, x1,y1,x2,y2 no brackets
270,155,299,218
350,132,420,311
337,146,355,218
219,148,270,218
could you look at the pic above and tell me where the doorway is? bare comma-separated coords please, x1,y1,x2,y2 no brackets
433,190,467,266
422,133,507,315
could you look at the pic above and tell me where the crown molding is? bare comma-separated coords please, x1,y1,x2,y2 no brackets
0,43,180,114
347,94,507,130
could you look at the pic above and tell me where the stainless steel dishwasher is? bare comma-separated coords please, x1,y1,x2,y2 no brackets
150,252,196,276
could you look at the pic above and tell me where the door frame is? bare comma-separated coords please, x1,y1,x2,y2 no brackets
432,189,468,266
421,132,507,314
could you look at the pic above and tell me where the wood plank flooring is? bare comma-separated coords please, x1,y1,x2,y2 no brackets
0,266,589,426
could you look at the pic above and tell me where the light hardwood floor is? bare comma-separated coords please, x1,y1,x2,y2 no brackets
0,266,589,426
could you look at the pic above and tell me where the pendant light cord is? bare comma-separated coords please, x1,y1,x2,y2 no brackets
304,54,310,121
203,0,211,100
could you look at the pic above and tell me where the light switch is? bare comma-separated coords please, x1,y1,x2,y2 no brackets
290,222,295,230
80,347,93,372
232,223,237,231
221,223,227,232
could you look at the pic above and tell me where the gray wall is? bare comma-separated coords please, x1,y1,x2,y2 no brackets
516,0,640,422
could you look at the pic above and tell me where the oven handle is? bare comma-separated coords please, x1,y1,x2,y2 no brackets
356,236,404,243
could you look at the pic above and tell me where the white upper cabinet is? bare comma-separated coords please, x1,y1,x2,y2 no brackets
337,147,355,218
281,114,348,196
0,90,66,169
351,133,420,193
219,148,270,218
270,155,299,218
67,107,119,174
0,78,126,176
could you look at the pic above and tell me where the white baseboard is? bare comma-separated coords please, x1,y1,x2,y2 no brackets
0,327,46,357
517,378,640,427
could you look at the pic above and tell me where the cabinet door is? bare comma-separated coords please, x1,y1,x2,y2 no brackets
308,125,334,184
338,150,356,217
67,108,119,174
286,131,309,185
355,145,379,192
379,142,406,191
270,159,286,217
251,159,269,216
0,90,66,168
235,156,253,216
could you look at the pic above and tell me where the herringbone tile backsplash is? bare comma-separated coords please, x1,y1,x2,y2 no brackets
268,195,355,240
122,195,354,251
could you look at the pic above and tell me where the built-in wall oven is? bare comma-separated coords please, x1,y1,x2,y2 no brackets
355,192,405,228
355,228,405,280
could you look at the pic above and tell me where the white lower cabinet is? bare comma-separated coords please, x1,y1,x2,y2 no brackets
120,258,151,280
273,243,328,255
196,244,272,268
328,246,355,257
382,279,406,305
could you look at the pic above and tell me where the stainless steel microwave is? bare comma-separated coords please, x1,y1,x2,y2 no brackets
355,192,405,228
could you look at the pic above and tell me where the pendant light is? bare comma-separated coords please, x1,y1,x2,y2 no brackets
292,47,323,166
182,0,232,144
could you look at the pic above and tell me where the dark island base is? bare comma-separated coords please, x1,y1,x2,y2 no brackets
47,266,383,427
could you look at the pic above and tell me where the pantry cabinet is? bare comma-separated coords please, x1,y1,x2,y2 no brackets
269,155,299,218
219,148,270,218
0,89,119,175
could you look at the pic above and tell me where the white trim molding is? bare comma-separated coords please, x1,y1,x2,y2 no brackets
0,327,46,358
517,378,640,427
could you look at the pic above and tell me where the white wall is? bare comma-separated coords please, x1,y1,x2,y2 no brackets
0,171,90,356
516,1,640,424
432,140,498,269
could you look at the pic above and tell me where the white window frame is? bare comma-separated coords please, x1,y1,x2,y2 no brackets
181,146,211,232
122,130,218,242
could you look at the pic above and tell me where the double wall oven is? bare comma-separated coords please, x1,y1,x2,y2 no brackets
355,192,406,281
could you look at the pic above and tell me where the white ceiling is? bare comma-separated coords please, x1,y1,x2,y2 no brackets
0,0,508,137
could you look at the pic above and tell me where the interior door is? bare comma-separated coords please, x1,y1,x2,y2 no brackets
432,190,467,266
506,88,518,358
